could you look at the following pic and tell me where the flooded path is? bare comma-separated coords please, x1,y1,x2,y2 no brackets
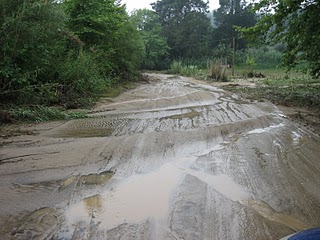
1,74,320,239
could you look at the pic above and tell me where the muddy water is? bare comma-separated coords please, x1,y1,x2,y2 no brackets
1,74,320,239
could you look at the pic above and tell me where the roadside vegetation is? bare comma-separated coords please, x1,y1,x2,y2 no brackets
0,0,145,124
1,0,319,124
223,71,320,108
0,106,88,124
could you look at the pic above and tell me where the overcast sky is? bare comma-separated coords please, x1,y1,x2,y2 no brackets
121,0,220,13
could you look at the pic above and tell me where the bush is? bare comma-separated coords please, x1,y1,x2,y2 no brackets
169,60,184,74
57,51,111,108
0,0,66,105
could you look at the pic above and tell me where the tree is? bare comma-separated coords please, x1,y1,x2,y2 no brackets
63,0,124,48
213,0,256,50
152,0,213,59
0,0,66,104
63,0,144,78
131,9,170,70
239,1,320,77
0,0,146,109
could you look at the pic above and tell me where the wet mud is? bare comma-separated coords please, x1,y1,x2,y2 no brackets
1,74,320,239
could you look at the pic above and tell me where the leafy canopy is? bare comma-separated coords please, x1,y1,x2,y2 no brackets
152,0,213,59
238,0,320,77
213,0,256,50
63,0,144,78
130,9,170,70
0,0,66,104
0,0,145,107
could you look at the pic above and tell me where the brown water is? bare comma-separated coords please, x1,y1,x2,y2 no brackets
63,152,251,234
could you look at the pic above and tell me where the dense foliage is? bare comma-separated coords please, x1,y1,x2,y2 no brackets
152,0,213,59
213,0,256,50
239,0,320,78
130,9,170,70
0,0,144,109
0,0,65,105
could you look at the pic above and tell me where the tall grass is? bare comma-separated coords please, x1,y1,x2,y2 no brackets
207,61,228,82
169,60,200,77
169,60,184,74
167,47,284,81
235,47,282,69
168,60,228,81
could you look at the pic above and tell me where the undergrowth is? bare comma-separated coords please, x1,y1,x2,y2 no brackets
0,75,144,124
0,106,88,124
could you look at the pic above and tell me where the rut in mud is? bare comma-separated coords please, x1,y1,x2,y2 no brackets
0,74,320,239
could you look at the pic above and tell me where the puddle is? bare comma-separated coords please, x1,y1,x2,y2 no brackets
64,164,183,231
186,170,250,201
63,148,250,234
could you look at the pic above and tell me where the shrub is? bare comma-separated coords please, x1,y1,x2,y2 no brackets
57,51,111,108
169,60,184,74
181,65,199,77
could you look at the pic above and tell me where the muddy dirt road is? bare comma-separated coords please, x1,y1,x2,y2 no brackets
1,74,320,239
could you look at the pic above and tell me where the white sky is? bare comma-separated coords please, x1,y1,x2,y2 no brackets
121,0,220,13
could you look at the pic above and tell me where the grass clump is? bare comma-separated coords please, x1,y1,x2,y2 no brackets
207,61,228,82
169,60,184,74
168,60,202,77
